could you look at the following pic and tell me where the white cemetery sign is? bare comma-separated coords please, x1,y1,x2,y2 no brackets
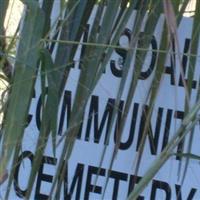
1,1,200,200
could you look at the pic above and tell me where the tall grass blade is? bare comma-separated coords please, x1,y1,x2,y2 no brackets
181,0,200,182
0,0,45,181
25,48,60,199
0,0,9,50
0,0,11,78
163,0,189,103
58,0,96,95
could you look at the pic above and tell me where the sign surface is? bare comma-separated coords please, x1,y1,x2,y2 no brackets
1,2,200,200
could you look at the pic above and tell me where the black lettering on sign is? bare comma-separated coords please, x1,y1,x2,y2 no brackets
128,175,144,200
165,37,178,86
165,38,197,89
178,39,191,87
58,90,72,136
26,89,36,127
85,95,115,144
84,166,105,200
161,109,173,151
35,156,57,200
36,89,72,135
13,155,199,199
110,171,127,200
65,163,84,200
178,38,197,89
110,28,131,77
114,102,139,150
139,35,157,80
150,180,171,200
34,88,187,155
14,151,34,198
110,30,158,79
175,184,197,200
36,88,47,130
174,110,185,160
136,106,164,155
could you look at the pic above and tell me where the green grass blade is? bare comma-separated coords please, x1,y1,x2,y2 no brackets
25,47,61,199
172,153,200,160
0,0,45,179
41,0,54,36
5,1,56,199
58,0,96,94
0,0,11,78
4,143,21,199
0,0,9,48
181,1,200,182
93,1,138,85
41,48,59,155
